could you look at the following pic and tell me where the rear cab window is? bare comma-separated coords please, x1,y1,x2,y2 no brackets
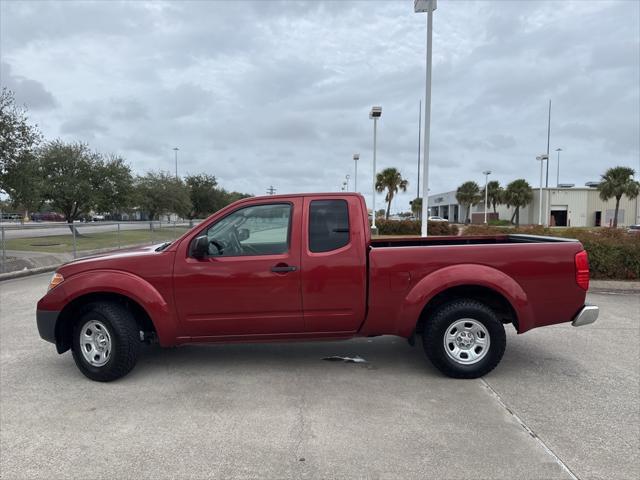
308,199,350,253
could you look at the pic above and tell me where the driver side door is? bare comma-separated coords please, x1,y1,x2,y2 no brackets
173,199,303,337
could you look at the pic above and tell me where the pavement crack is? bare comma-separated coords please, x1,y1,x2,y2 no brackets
480,377,581,480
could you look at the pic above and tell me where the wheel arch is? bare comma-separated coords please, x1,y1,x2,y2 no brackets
55,292,157,354
414,285,519,337
395,264,535,337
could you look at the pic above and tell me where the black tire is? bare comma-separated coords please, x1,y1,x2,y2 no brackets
71,302,140,382
423,299,506,379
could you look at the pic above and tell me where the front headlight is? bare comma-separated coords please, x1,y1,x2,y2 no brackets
48,272,64,291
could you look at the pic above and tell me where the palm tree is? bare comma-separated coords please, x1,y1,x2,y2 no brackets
375,168,408,219
483,180,504,214
504,179,533,227
410,197,422,218
598,166,639,228
455,181,481,223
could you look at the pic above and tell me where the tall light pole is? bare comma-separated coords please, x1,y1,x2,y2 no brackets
536,154,548,225
353,153,359,192
172,147,179,178
416,99,421,199
415,0,437,237
345,174,351,192
370,106,382,231
555,148,563,187
483,170,491,224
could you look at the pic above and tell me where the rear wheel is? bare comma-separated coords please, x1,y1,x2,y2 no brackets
423,299,506,379
71,302,140,382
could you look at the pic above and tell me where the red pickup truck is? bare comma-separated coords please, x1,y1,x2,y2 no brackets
36,193,598,382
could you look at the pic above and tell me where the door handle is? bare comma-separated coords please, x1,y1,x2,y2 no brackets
271,264,297,273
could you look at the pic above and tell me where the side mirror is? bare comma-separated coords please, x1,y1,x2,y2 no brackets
237,228,250,242
191,235,210,259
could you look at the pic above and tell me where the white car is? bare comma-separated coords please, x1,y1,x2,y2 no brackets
428,215,448,222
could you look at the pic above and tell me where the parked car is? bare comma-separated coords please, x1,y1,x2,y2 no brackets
627,225,640,235
31,212,65,222
36,193,598,382
428,215,448,222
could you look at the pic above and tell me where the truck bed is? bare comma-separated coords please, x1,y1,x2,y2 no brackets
365,234,586,336
371,234,578,248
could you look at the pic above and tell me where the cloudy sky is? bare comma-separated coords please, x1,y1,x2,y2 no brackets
1,0,639,212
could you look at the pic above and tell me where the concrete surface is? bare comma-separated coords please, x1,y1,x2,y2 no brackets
0,274,638,480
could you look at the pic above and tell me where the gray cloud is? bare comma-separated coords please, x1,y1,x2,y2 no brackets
0,0,638,212
0,62,56,110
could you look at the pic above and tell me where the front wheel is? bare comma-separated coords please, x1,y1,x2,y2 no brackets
71,302,140,382
423,299,506,379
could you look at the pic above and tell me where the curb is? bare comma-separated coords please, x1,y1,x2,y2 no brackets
0,264,59,281
589,280,640,294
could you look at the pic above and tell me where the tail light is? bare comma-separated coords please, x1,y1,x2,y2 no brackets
575,250,590,291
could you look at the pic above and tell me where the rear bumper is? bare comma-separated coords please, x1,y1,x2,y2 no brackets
572,305,599,327
36,310,60,344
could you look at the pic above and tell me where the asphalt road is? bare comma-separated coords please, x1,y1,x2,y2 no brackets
1,274,638,480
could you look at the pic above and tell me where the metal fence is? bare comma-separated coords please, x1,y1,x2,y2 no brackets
0,220,202,274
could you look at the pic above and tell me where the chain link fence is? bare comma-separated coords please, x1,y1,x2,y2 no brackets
0,220,202,274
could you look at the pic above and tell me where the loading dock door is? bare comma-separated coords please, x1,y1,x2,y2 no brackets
550,205,568,227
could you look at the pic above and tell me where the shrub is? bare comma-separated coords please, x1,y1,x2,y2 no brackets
488,219,512,226
461,225,640,280
375,219,458,236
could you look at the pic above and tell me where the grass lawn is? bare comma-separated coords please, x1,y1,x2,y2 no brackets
4,227,190,253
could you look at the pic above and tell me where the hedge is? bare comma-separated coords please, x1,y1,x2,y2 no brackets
462,225,640,280
376,219,459,236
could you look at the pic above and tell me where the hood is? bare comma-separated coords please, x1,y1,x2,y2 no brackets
57,243,174,278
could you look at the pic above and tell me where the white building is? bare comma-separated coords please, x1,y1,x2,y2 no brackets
428,185,640,227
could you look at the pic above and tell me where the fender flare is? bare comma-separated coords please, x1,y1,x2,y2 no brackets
58,269,177,347
396,264,535,336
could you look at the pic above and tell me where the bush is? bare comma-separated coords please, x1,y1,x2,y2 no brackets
376,219,458,236
461,225,640,280
488,219,512,226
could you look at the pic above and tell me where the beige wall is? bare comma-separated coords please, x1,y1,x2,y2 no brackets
471,188,639,227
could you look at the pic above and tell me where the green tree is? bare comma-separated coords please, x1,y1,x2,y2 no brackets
455,181,481,223
375,167,408,220
93,155,134,217
39,140,101,225
504,179,533,227
598,166,639,228
134,171,191,222
0,88,44,219
410,197,422,218
185,173,219,219
483,180,504,214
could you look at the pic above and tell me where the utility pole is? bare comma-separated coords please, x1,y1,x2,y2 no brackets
266,186,276,195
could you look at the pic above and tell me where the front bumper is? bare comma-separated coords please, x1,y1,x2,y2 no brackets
36,310,60,344
572,305,599,327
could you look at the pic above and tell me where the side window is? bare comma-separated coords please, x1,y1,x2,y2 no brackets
205,203,291,257
309,200,350,253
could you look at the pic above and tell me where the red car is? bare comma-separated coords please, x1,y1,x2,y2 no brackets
36,193,598,381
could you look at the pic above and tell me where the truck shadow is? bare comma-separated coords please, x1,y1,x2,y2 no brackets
131,334,581,380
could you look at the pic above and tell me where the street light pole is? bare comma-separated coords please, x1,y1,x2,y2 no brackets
173,147,179,178
555,148,562,187
346,174,351,192
370,106,382,231
353,153,359,192
536,155,548,225
417,99,421,200
415,0,437,237
483,170,491,224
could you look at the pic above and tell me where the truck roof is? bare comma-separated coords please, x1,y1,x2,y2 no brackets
237,192,365,202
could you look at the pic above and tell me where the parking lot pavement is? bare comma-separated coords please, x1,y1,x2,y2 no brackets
1,274,638,480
